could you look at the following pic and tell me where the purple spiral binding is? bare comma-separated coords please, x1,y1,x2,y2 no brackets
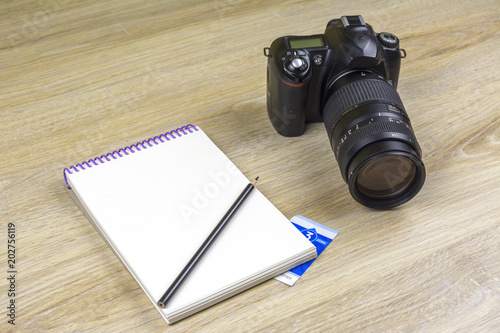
63,124,198,188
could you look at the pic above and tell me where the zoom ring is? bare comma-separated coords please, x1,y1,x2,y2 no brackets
336,119,418,163
324,78,406,135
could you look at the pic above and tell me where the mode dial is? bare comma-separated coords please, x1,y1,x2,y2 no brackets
282,50,310,81
378,32,399,48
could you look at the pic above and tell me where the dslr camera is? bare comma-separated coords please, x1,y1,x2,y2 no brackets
264,15,425,208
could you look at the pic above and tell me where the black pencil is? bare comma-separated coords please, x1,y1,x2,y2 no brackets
157,177,259,309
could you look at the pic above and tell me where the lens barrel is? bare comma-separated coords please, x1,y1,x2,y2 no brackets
323,71,425,208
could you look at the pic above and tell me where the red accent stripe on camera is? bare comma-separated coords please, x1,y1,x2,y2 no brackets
282,80,306,88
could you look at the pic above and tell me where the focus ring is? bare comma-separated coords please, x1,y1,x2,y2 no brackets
336,120,418,176
323,77,405,137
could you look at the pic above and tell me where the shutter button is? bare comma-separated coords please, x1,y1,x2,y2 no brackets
291,58,304,68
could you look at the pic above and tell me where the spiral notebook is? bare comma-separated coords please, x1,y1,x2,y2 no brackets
63,124,316,324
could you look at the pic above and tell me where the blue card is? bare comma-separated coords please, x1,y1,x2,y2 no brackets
275,215,339,286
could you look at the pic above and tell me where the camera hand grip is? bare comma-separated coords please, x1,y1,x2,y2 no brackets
267,78,308,137
266,46,311,137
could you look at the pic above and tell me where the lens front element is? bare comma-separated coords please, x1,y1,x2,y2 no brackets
356,155,416,198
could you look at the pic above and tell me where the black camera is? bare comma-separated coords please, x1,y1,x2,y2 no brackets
264,15,425,209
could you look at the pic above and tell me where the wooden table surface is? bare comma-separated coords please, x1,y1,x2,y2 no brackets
1,0,499,332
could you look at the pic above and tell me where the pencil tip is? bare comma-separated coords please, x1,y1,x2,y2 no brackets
255,176,259,181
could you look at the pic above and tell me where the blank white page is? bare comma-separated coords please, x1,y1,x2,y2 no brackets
65,126,315,324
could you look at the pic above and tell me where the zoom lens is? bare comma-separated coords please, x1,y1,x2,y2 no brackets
323,71,425,208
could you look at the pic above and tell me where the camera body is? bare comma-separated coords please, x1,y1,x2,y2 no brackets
265,15,404,137
264,15,425,209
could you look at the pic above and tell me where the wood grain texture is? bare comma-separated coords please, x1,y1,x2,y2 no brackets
0,0,498,332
